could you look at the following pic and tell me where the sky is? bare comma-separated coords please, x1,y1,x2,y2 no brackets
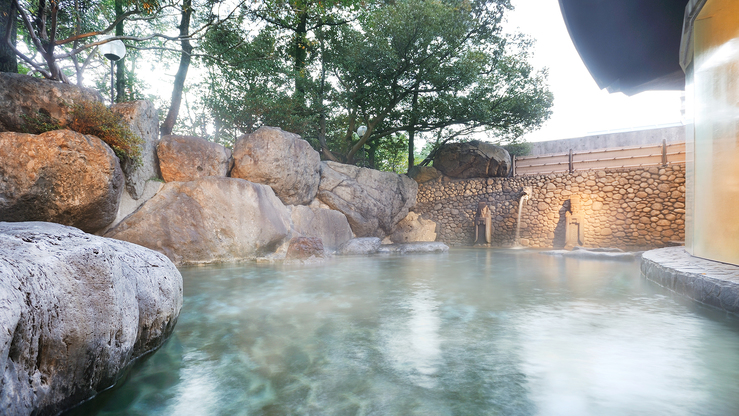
505,0,684,142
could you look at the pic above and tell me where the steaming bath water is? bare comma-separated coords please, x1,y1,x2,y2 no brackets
72,249,739,415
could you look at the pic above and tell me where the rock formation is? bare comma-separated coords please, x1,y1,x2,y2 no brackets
433,140,511,178
317,161,418,238
0,222,182,416
289,205,353,251
0,73,103,133
105,177,292,265
157,135,232,182
337,237,382,255
111,100,161,199
231,126,321,206
0,130,124,233
407,165,441,183
387,211,437,243
285,236,324,260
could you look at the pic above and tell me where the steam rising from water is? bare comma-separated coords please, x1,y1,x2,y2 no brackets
75,250,739,416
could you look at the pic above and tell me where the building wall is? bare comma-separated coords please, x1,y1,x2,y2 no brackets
414,165,685,250
528,126,685,156
684,0,739,265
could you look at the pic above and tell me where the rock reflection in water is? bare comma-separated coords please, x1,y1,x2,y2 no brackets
70,249,739,416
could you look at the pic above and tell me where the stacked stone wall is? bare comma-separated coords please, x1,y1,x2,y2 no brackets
414,165,685,250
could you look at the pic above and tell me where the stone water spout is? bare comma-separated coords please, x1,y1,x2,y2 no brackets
514,187,532,247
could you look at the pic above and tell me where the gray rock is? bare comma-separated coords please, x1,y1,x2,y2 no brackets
337,237,382,255
231,126,321,206
377,242,449,254
0,130,124,233
0,222,182,416
407,165,441,183
0,73,103,133
317,161,418,238
157,135,231,183
388,211,437,243
105,177,292,265
289,205,353,251
98,180,163,235
433,140,511,178
111,101,161,199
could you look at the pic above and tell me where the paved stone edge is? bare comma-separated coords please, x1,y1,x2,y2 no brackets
641,247,739,314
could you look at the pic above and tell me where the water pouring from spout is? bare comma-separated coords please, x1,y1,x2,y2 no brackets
514,187,532,248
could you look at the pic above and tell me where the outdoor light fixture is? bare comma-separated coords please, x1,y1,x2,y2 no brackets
99,36,126,105
357,125,367,137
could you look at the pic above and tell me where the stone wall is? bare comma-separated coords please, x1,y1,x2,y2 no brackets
414,165,685,250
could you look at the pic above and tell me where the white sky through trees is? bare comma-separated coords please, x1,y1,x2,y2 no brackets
505,0,684,142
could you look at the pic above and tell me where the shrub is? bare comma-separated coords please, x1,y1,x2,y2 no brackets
68,101,144,165
20,109,62,134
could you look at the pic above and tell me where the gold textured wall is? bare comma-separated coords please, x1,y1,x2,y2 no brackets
686,0,739,264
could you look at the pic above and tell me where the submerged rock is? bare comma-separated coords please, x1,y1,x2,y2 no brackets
377,242,449,254
111,100,161,199
0,130,124,233
157,135,232,182
0,222,182,416
317,161,418,238
231,126,321,206
433,140,511,178
105,177,291,265
541,248,638,261
337,237,382,255
289,205,353,251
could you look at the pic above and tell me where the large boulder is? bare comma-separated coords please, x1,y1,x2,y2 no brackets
317,161,418,238
433,140,511,178
105,177,292,265
289,205,353,251
0,130,124,233
98,180,163,235
387,211,438,243
111,101,161,199
157,135,232,183
0,222,182,416
407,165,441,183
231,126,321,206
0,73,103,133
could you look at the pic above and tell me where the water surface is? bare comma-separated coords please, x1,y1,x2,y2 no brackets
73,249,739,415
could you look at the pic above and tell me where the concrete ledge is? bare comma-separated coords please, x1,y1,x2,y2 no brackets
641,247,739,314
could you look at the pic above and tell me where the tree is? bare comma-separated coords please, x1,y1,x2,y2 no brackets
329,0,552,165
1,0,17,72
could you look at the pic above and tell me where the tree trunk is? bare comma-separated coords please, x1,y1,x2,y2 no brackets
160,0,192,136
293,12,308,98
407,85,419,170
114,0,125,102
0,0,18,73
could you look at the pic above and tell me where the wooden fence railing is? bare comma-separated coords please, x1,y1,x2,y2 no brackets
512,140,685,176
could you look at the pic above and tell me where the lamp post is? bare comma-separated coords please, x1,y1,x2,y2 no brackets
357,125,367,137
99,37,126,105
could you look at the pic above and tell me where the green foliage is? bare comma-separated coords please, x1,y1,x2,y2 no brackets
68,100,144,165
20,110,62,134
501,141,532,157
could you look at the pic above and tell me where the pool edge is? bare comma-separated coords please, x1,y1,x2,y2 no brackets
641,247,739,315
